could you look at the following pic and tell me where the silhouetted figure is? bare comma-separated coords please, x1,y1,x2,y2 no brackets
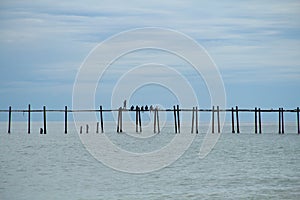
141,106,144,111
145,105,149,111
150,105,153,111
130,105,134,111
136,105,139,111
40,128,43,134
123,100,127,109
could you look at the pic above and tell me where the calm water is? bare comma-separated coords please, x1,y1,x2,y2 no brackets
0,122,299,200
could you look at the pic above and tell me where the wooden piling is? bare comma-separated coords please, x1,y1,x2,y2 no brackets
281,108,284,134
236,106,240,134
157,108,160,133
96,122,99,133
136,107,138,133
64,106,67,134
217,106,220,133
80,126,82,134
173,105,177,133
138,109,142,132
100,106,104,133
177,105,180,133
212,106,215,133
297,107,300,134
8,106,11,134
117,107,123,133
86,124,89,133
231,107,235,133
254,107,258,134
119,107,123,133
154,108,157,133
195,106,199,134
258,108,262,134
43,106,47,134
28,104,31,134
278,108,281,134
191,107,194,133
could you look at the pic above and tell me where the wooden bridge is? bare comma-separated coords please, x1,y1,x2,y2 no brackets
1,105,299,134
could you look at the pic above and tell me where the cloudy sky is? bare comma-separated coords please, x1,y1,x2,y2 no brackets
0,0,299,121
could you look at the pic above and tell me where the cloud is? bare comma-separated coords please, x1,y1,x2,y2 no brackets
0,0,299,109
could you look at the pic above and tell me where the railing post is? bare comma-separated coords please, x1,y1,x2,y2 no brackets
236,106,240,134
64,106,67,134
8,106,11,134
231,107,235,133
43,106,47,134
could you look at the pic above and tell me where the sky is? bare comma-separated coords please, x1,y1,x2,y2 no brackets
0,0,299,121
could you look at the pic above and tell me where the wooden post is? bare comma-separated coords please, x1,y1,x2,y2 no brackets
100,106,104,133
281,108,284,134
212,106,215,133
117,108,121,133
96,122,99,133
157,108,160,133
28,104,31,134
119,107,123,133
8,106,11,134
236,106,240,134
64,106,67,134
80,126,83,134
173,105,177,133
191,107,194,133
86,124,89,133
217,106,220,133
231,107,235,133
258,108,262,134
297,107,300,134
278,108,281,134
195,106,199,134
154,108,157,133
255,107,258,134
177,105,180,133
138,109,142,132
136,107,138,133
43,106,47,134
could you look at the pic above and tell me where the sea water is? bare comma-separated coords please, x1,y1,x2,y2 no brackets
0,122,299,200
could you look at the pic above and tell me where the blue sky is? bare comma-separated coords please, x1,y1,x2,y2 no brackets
0,0,299,121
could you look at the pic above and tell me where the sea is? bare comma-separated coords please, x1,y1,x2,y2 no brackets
0,121,299,200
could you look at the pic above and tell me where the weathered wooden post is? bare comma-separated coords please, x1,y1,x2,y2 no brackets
296,107,300,134
278,108,282,134
231,107,235,133
154,108,157,133
117,107,123,133
191,107,195,133
212,106,215,133
100,106,104,133
8,106,11,134
28,104,31,134
236,106,240,134
195,106,199,134
173,105,178,133
177,105,180,133
64,106,67,134
217,106,220,133
136,106,138,133
43,106,47,134
281,108,284,134
120,107,123,133
258,108,262,134
138,108,142,132
86,124,89,133
255,107,258,134
80,126,83,134
96,122,99,133
157,108,160,133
